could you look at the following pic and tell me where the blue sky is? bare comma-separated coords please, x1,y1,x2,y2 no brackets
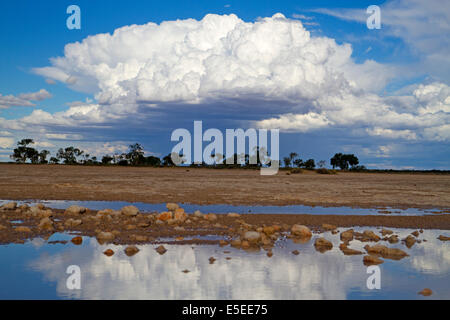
0,0,449,169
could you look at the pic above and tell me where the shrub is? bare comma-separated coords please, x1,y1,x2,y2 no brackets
316,168,337,174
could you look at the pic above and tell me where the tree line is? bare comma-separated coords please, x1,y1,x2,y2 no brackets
9,138,365,171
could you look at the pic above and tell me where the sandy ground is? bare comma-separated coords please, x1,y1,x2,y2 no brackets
0,164,449,209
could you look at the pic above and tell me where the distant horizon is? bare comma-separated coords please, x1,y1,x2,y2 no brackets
0,0,449,170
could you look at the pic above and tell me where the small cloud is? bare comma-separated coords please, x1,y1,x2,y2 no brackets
292,13,314,20
0,137,14,149
45,79,56,85
0,89,51,109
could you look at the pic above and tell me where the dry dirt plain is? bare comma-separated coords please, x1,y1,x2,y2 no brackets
0,164,449,209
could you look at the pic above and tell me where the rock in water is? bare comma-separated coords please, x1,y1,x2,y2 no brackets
121,206,139,217
103,249,114,257
437,235,450,241
71,236,83,245
363,255,384,266
362,230,381,242
291,225,312,238
340,229,354,241
404,235,416,248
125,245,140,256
418,288,432,296
314,238,333,252
155,245,167,255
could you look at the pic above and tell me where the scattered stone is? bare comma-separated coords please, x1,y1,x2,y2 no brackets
418,288,432,296
262,226,276,236
125,245,140,256
166,203,179,211
242,231,261,244
193,210,203,218
411,230,420,237
132,235,148,242
157,211,173,221
121,206,139,217
96,231,115,242
364,244,409,260
15,226,31,232
71,236,83,245
230,239,241,248
138,222,150,228
291,225,312,238
182,269,190,273
155,245,167,255
1,202,17,210
204,213,218,222
437,235,450,241
362,230,381,242
380,229,393,236
103,249,114,257
386,234,399,243
267,250,273,257
339,243,363,255
314,237,333,252
209,257,216,264
340,229,354,241
98,209,120,216
241,240,250,249
363,255,384,266
322,223,337,231
404,235,416,248
292,250,300,255
219,240,228,246
38,217,53,231
64,218,82,228
65,205,87,215
174,226,185,231
227,212,240,218
174,208,187,222
18,204,29,211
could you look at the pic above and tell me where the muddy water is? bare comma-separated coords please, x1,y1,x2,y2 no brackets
0,228,448,299
0,199,443,216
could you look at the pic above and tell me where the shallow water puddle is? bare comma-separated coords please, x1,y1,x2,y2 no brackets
0,199,444,216
0,228,448,299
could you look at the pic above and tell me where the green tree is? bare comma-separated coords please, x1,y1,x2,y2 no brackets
57,147,83,164
330,153,359,170
303,159,316,169
126,143,145,165
101,155,114,165
10,139,38,163
49,157,59,164
38,150,50,164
